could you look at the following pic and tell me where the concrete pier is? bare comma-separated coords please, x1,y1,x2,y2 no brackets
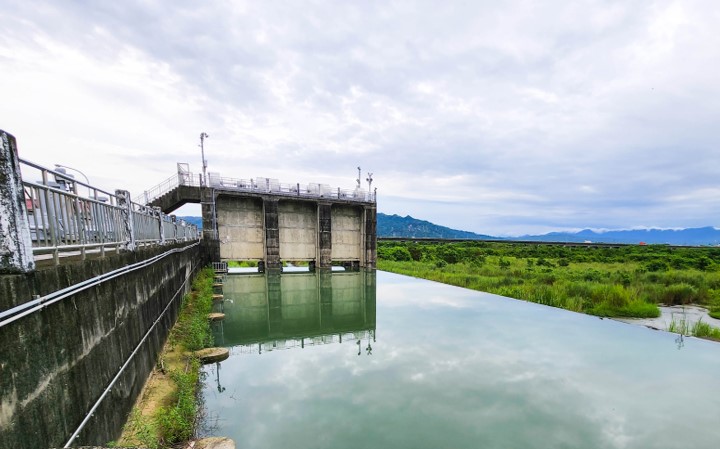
0,130,35,273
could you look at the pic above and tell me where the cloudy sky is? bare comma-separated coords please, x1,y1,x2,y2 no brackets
1,1,718,236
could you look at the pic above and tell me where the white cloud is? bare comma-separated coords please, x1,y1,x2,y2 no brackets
1,0,718,235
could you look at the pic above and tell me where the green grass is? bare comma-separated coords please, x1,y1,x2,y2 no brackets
377,241,720,319
117,267,215,448
156,360,202,445
691,320,720,340
155,267,214,446
667,317,720,340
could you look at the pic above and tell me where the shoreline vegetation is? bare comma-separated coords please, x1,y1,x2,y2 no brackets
378,241,720,340
113,267,215,449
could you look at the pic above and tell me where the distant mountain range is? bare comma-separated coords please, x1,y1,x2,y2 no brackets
377,213,495,239
178,216,202,228
376,213,720,246
179,214,720,246
516,227,720,246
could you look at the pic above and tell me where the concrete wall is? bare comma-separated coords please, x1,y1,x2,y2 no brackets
209,191,375,268
216,196,264,260
364,206,377,268
331,205,362,261
278,201,317,261
0,241,203,449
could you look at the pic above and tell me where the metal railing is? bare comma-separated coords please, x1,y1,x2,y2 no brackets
136,165,377,206
19,159,200,265
134,170,202,205
206,173,376,203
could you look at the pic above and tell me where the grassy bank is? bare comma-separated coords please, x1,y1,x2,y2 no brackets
378,241,720,320
114,267,215,449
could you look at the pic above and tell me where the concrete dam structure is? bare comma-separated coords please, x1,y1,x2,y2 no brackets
144,164,377,270
0,129,377,447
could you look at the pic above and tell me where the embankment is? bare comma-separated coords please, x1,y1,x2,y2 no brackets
0,241,206,449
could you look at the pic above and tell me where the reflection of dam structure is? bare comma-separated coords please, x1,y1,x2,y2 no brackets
213,270,376,353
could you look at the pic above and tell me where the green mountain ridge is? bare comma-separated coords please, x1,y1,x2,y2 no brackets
376,213,495,239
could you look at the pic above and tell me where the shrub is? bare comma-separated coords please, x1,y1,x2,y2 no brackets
581,269,603,282
387,246,413,262
645,260,669,272
661,283,698,305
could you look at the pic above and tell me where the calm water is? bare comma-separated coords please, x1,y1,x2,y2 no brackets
200,271,720,449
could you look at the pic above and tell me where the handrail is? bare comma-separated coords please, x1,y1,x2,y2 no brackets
137,170,377,205
208,175,376,203
20,158,119,200
134,170,202,204
18,159,200,265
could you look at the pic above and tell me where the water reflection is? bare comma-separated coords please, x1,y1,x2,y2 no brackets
212,271,376,354
201,271,720,449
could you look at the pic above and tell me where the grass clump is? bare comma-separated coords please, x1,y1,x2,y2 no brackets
117,267,215,448
667,317,720,341
690,319,720,340
120,409,160,449
156,359,202,445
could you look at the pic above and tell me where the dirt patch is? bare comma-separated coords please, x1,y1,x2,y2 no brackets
116,344,187,446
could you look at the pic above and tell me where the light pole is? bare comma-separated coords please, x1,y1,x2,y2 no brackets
366,172,373,193
200,132,209,186
356,166,361,189
54,164,92,197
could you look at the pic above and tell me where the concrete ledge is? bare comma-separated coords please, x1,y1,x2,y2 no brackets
195,437,236,449
194,348,230,364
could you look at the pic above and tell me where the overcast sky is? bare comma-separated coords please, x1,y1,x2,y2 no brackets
1,1,718,236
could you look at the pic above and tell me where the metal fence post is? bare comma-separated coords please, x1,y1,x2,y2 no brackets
0,130,35,273
115,189,136,251
154,207,165,245
170,215,177,242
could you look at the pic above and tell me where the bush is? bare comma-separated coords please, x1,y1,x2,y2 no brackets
661,283,698,305
581,269,603,282
386,246,413,262
645,260,669,272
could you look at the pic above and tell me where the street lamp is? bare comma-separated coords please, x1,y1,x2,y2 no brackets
54,164,92,197
366,172,373,193
200,132,209,186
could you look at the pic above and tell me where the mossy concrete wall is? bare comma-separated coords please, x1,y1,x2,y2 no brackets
0,241,205,449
